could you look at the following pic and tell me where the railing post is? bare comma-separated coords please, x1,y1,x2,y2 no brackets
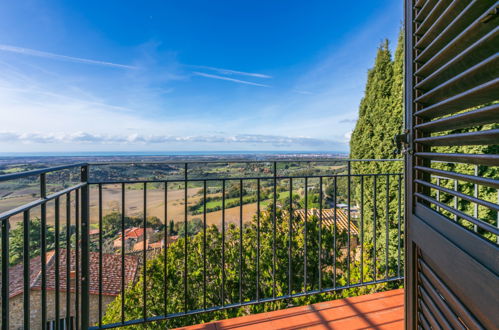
347,160,351,286
1,218,10,330
40,173,47,329
80,165,90,329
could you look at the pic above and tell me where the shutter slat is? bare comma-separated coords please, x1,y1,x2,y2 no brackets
414,166,499,189
415,0,453,37
419,298,443,330
415,152,499,166
415,179,499,212
415,1,496,69
419,259,484,329
415,0,439,23
414,78,499,119
419,275,466,330
415,0,472,49
414,104,499,133
415,0,427,9
415,54,499,105
415,129,499,146
416,27,499,91
419,285,453,329
415,193,499,235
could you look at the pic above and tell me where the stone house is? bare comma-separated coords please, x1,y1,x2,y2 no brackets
4,249,139,329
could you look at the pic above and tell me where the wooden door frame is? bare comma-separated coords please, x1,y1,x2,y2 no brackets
404,0,416,328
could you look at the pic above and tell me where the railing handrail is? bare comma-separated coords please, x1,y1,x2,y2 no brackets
87,158,403,165
0,158,402,183
0,163,88,182
0,159,404,329
0,182,87,221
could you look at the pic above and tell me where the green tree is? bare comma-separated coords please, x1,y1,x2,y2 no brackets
9,218,60,265
102,204,396,328
350,31,404,276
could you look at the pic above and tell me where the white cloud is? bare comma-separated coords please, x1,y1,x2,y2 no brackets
192,72,270,87
0,44,137,69
0,131,340,147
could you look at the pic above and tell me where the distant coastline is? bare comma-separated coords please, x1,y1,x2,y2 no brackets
0,151,349,168
0,150,347,157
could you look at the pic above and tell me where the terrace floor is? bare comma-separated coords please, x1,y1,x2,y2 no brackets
177,289,404,330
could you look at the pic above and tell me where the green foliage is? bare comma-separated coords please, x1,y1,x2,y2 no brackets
9,218,70,265
175,218,204,237
429,126,498,241
349,30,405,277
102,212,163,236
102,206,401,328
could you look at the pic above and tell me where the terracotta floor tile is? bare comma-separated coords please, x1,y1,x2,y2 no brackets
176,323,218,330
176,289,404,330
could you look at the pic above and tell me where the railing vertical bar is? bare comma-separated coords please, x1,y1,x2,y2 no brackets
55,197,60,330
333,176,337,288
121,183,125,324
473,165,478,232
256,179,260,302
80,165,90,330
203,180,207,310
373,176,377,281
75,189,80,330
272,162,277,299
454,180,458,221
98,184,103,328
1,217,9,330
184,163,188,313
319,176,323,291
65,193,71,330
288,178,293,296
360,175,364,284
347,161,351,286
304,177,308,292
385,175,389,280
436,177,440,212
398,174,402,277
164,182,168,316
222,179,226,306
40,173,47,329
239,179,243,304
23,210,30,330
143,182,147,320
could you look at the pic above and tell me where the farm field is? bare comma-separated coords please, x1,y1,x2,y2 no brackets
2,185,266,228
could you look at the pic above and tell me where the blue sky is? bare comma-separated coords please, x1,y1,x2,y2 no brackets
0,1,402,153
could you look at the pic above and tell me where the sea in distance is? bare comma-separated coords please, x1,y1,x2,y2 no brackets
0,150,347,157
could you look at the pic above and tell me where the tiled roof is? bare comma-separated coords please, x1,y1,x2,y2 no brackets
122,227,147,239
132,235,179,251
114,227,151,245
89,229,100,235
294,208,359,235
6,249,139,298
7,255,44,299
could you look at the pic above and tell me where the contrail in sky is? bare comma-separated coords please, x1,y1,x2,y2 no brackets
0,44,136,69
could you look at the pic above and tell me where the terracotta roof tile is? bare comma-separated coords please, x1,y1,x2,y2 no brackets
294,208,359,235
6,249,139,298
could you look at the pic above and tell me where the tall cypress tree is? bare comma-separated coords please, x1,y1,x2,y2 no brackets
349,31,404,275
350,39,394,163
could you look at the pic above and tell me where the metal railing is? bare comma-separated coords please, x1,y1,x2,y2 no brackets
0,159,404,329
